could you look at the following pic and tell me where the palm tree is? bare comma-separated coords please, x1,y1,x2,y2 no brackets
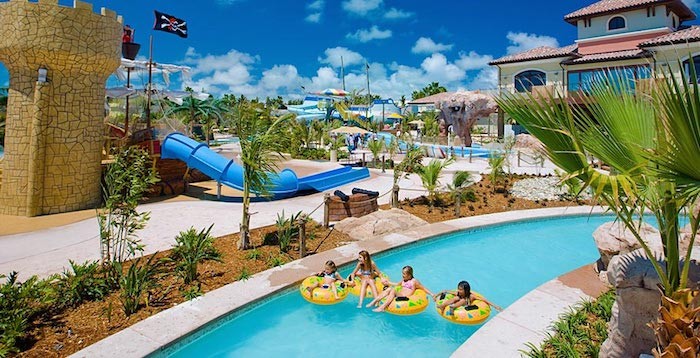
418,158,454,212
229,102,292,249
497,68,700,356
165,91,226,145
447,171,474,216
366,137,384,167
412,82,447,100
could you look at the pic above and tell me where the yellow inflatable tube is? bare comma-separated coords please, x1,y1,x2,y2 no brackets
384,287,429,316
299,276,349,305
435,292,491,325
349,273,388,297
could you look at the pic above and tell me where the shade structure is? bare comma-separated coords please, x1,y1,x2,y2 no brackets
315,88,348,97
408,120,425,126
330,126,370,135
387,113,404,120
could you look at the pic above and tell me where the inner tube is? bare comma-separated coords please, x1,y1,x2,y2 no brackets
435,292,492,325
299,276,349,305
349,273,389,297
383,287,429,316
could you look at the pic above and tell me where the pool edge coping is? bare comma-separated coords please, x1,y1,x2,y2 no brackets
70,205,607,358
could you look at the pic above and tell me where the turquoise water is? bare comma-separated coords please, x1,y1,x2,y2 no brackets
162,215,613,358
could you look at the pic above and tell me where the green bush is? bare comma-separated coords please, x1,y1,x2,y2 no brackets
521,289,615,358
0,272,54,356
291,147,327,160
169,225,223,284
267,254,286,267
55,260,113,308
274,211,305,252
117,255,162,316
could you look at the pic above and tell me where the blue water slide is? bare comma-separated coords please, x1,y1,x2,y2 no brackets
161,133,299,196
160,133,371,197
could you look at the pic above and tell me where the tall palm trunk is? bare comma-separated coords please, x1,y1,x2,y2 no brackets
239,169,251,249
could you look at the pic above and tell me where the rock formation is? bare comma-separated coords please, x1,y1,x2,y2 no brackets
334,208,427,241
599,250,700,357
437,91,497,147
593,221,662,270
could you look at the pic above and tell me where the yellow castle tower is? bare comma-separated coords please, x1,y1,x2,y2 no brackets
0,0,122,216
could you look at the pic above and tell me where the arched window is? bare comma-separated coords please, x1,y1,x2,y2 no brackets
683,55,700,81
514,70,546,93
608,16,626,30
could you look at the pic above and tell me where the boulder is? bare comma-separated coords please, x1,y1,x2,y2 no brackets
593,221,662,270
513,134,545,154
600,249,700,358
334,208,428,241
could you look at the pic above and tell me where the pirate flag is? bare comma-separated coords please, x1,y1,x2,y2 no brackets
153,10,188,38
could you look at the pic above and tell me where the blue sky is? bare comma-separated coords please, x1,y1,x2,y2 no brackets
3,0,700,99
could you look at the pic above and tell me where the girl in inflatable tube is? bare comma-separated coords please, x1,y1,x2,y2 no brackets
347,250,385,308
368,265,433,314
434,281,503,325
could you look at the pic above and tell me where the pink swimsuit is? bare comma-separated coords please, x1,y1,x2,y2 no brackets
401,279,415,290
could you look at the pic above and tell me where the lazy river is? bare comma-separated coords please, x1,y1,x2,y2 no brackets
159,214,612,357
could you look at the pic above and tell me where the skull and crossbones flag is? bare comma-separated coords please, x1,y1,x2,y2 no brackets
153,10,188,38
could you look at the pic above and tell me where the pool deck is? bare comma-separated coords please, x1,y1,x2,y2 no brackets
71,206,608,358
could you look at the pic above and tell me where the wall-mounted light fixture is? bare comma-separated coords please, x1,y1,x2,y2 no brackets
38,67,48,83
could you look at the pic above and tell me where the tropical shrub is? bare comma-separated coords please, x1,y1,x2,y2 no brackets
117,255,162,316
169,225,222,284
418,158,454,212
0,272,54,356
521,290,615,358
55,260,113,308
366,137,384,167
98,146,159,263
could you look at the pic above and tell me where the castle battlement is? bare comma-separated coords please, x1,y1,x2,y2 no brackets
6,0,123,24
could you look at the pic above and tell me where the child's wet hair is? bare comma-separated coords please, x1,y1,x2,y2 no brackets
402,265,414,279
458,280,471,298
359,250,372,270
325,260,337,272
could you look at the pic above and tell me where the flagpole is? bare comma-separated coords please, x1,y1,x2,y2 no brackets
366,61,371,121
146,35,153,130
341,56,345,91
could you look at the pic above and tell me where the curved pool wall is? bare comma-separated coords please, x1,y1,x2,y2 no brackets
71,206,609,358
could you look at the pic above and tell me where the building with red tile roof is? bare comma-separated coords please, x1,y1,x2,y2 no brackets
488,0,700,137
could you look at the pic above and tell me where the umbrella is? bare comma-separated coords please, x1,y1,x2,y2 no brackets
330,126,370,135
315,88,348,97
387,113,404,120
408,120,425,127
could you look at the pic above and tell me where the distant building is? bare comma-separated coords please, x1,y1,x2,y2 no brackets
489,0,700,135
405,92,454,114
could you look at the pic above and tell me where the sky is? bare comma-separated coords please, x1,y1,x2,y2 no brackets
2,0,700,100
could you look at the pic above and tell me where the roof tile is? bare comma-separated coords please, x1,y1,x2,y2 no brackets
639,25,700,46
489,45,577,65
562,49,652,64
564,0,694,23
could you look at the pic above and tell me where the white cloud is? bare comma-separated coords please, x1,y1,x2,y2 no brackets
305,13,321,23
346,26,392,42
466,67,498,90
411,37,453,54
318,47,364,67
180,45,499,100
342,0,383,16
305,0,324,23
455,51,493,71
420,53,465,83
307,0,324,10
506,32,559,54
384,8,413,20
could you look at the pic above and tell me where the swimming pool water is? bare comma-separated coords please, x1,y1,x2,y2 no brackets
161,215,613,358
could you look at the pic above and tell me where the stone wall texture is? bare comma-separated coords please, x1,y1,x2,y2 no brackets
0,0,122,216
